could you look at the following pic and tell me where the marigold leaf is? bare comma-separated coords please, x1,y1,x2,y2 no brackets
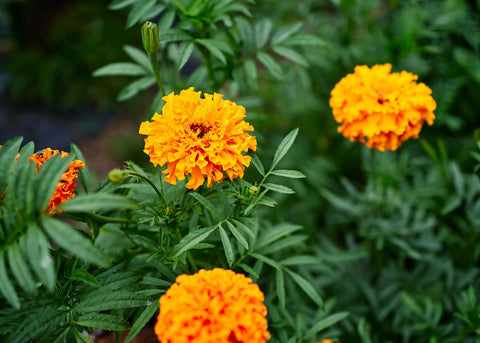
263,183,295,194
75,313,130,331
234,17,253,52
236,263,259,279
226,221,249,249
26,224,55,292
157,9,176,32
254,19,272,49
271,169,306,178
123,300,159,343
250,153,265,176
256,223,302,248
12,142,35,216
159,28,192,44
257,51,284,79
272,45,309,67
230,219,256,240
249,253,282,270
196,39,227,64
125,0,157,28
174,226,217,257
280,255,322,266
108,0,137,10
261,235,307,255
0,251,20,309
75,290,156,312
282,33,327,47
276,268,286,309
8,241,37,295
177,41,194,71
305,312,349,337
93,63,147,77
73,327,94,343
70,143,90,193
271,22,303,45
123,45,152,71
117,76,156,102
189,192,221,219
271,128,299,170
0,137,22,192
285,269,323,307
219,224,234,267
70,268,100,287
57,193,138,212
42,217,109,267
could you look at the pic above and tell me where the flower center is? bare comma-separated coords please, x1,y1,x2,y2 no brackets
377,98,384,104
189,123,211,138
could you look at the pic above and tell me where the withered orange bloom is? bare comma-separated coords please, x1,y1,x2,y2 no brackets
329,64,436,151
139,88,257,190
155,268,270,343
29,148,85,214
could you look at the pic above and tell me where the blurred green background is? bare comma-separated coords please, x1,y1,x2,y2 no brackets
1,0,480,341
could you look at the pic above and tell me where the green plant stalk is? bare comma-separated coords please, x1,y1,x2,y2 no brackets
199,46,216,92
126,171,166,208
150,53,166,97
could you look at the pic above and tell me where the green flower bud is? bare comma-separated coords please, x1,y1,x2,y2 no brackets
249,186,259,195
108,169,125,184
141,21,159,55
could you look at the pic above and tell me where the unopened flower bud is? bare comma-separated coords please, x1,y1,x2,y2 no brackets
141,21,159,55
249,185,259,195
108,169,125,184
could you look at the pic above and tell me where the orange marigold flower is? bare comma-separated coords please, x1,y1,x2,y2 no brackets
155,268,270,343
29,148,85,213
317,339,341,343
139,88,257,190
329,63,436,151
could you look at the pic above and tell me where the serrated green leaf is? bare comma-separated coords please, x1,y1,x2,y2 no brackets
26,224,55,291
8,241,37,295
73,328,94,343
117,76,156,101
230,219,256,240
123,45,152,70
42,217,109,267
286,269,323,306
306,312,349,337
196,39,227,64
75,291,154,312
272,128,299,169
256,223,302,248
75,313,130,331
261,235,307,255
189,192,221,219
0,251,20,309
12,142,35,215
177,41,194,71
219,224,234,267
276,268,286,309
272,45,309,67
271,22,303,45
263,183,295,194
283,33,326,47
226,221,248,249
58,193,138,212
93,63,147,77
280,255,322,266
126,0,157,28
235,17,253,51
174,226,217,257
35,153,73,212
250,253,282,270
157,9,176,32
251,153,264,176
271,169,306,178
0,137,22,191
70,268,100,287
108,0,137,10
254,19,272,49
159,28,192,43
124,300,159,343
257,51,284,79
236,263,259,279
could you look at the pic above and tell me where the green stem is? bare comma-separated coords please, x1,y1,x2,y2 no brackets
175,227,198,272
199,47,216,92
150,53,166,97
88,212,137,224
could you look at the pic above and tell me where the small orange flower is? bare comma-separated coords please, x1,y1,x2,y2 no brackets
139,88,257,190
29,148,85,213
317,339,341,343
329,64,436,151
155,268,270,343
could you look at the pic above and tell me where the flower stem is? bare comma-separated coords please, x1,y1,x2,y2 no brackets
150,53,166,97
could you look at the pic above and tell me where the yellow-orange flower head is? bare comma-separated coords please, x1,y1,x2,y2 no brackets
329,64,436,151
139,88,257,190
155,268,270,343
29,148,85,213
